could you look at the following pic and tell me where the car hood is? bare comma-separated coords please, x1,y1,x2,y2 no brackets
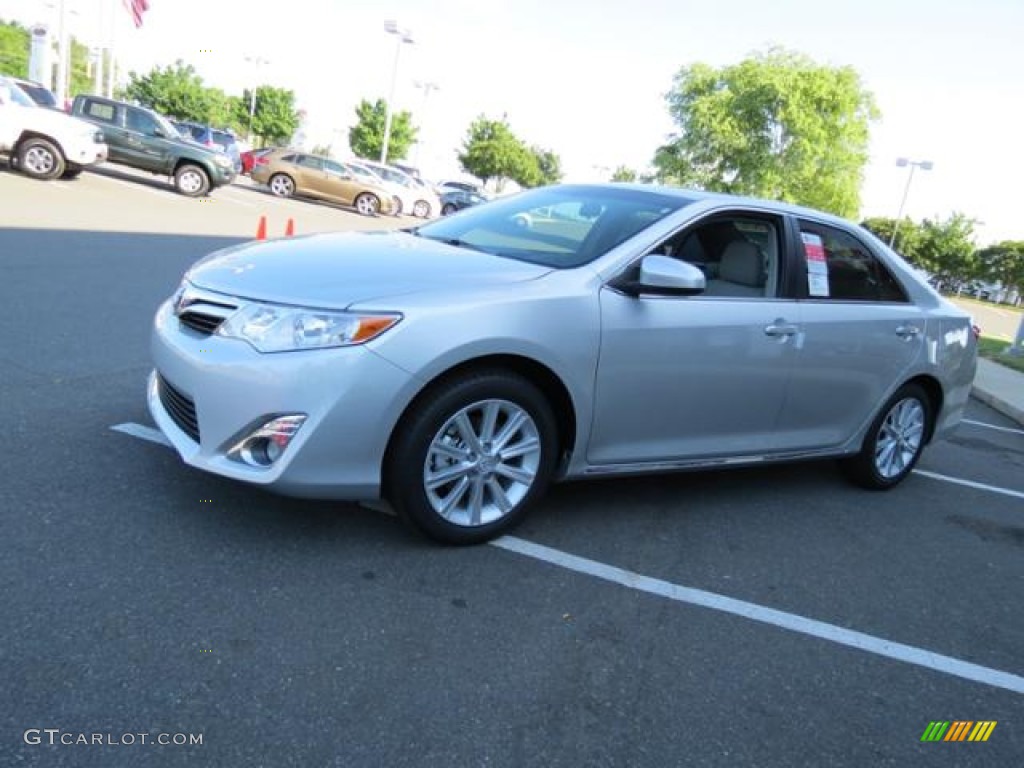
185,231,552,308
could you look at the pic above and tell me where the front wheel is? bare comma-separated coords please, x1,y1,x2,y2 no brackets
413,200,431,218
391,196,403,216
354,192,381,216
386,371,558,545
17,138,65,180
441,203,456,216
840,383,932,489
174,164,210,196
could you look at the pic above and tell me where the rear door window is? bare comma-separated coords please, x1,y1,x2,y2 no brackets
797,221,908,302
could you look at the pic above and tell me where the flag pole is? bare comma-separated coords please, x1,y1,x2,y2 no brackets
93,0,105,94
106,0,117,97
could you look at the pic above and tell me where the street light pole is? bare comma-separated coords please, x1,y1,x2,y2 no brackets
245,56,269,145
412,79,439,167
889,157,934,250
380,20,414,164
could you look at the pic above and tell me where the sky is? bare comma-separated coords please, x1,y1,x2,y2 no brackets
3,0,1023,244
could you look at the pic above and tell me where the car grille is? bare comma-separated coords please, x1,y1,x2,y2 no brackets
157,373,200,443
175,287,238,336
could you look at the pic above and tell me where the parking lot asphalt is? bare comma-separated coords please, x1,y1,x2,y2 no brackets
2,165,1022,767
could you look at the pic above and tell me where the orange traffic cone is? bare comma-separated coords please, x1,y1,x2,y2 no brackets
284,218,295,237
255,215,267,240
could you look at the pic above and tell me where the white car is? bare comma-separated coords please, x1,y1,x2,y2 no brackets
350,158,441,218
0,75,108,180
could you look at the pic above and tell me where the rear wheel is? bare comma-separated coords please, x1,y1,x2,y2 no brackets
386,371,558,545
413,200,431,218
268,173,295,198
442,203,456,216
174,164,210,196
355,192,381,216
840,383,932,489
391,196,403,216
17,138,65,180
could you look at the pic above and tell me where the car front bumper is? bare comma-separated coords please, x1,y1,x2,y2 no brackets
148,298,415,500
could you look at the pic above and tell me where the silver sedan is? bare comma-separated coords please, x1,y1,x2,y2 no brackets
149,184,977,544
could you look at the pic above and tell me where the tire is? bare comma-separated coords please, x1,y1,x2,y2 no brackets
442,203,456,216
174,164,211,197
840,383,932,490
268,173,295,198
386,371,559,545
16,137,65,180
354,192,381,216
61,164,83,180
413,200,431,218
391,196,403,216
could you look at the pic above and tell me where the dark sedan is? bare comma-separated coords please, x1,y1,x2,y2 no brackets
440,189,489,215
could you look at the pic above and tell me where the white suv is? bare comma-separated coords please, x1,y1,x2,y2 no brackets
0,75,108,180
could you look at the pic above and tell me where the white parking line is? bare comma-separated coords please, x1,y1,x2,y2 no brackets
912,469,1024,501
109,419,1024,693
110,422,171,447
491,536,1024,695
961,418,1024,436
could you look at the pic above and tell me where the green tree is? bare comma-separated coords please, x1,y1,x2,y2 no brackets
861,216,925,262
611,165,638,182
654,47,879,218
916,213,980,291
236,86,299,146
528,146,562,186
348,98,417,162
0,20,29,78
458,115,534,190
976,241,1024,300
124,61,223,122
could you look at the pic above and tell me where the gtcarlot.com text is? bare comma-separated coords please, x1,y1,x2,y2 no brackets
24,729,203,746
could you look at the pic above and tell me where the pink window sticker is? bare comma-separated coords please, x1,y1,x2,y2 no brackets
801,232,826,262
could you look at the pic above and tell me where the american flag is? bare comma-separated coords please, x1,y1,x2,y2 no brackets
122,0,150,28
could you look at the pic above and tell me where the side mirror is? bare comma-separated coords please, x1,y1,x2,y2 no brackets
616,254,706,297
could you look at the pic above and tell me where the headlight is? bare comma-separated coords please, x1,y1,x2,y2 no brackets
217,303,401,352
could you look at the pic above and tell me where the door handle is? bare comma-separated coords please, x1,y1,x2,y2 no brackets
895,325,921,340
764,322,798,337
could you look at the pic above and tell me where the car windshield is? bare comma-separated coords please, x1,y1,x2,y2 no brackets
152,112,181,138
1,80,37,108
414,185,692,268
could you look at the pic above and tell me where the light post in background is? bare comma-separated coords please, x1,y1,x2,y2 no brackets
245,55,269,145
889,157,933,250
412,79,439,167
380,20,414,164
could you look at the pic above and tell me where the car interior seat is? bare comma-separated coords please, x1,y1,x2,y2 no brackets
703,240,767,297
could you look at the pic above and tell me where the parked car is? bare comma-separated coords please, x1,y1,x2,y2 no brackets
70,95,236,196
440,189,489,215
353,158,441,218
171,120,242,174
240,146,274,175
0,75,107,180
251,149,395,216
436,179,486,197
7,75,60,110
148,183,977,545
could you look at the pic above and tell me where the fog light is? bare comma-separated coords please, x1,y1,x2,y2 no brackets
227,414,307,468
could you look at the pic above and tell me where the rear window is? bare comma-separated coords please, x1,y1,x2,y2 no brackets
18,82,57,108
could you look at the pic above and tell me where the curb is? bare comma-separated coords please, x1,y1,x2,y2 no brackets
971,384,1024,428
